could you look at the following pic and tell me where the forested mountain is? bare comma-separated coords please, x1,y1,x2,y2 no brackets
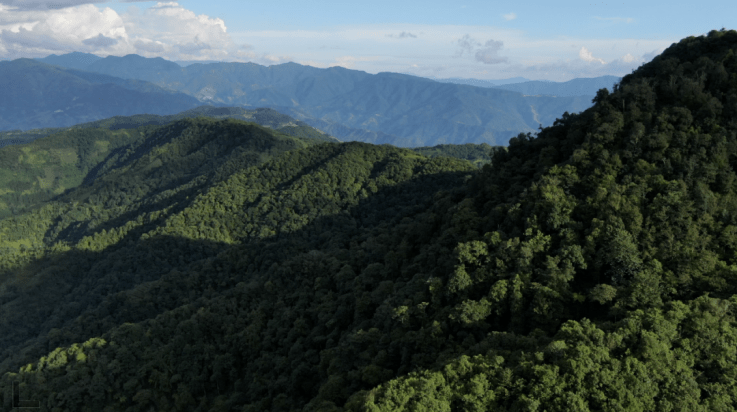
0,107,337,219
1,28,737,411
36,53,595,146
0,59,203,131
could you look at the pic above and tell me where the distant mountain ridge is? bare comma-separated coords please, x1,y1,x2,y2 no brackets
431,75,623,97
429,76,532,87
492,75,622,96
0,106,339,150
0,59,203,131
32,53,606,146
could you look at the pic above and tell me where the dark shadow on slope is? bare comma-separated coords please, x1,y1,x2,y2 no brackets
0,167,471,380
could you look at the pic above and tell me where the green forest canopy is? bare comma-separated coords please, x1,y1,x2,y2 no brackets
0,28,737,411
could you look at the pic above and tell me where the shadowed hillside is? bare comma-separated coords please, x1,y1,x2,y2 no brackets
1,29,737,411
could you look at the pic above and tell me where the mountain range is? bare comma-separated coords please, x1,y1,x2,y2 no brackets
0,28,736,411
0,59,203,131
432,75,622,97
27,53,615,146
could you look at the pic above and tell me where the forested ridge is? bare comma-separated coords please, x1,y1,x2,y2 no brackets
0,110,335,220
1,29,737,411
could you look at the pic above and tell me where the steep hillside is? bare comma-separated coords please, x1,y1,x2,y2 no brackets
0,122,476,411
1,28,737,412
0,115,332,219
359,28,737,410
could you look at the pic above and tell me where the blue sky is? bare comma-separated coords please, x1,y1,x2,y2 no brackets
0,0,733,81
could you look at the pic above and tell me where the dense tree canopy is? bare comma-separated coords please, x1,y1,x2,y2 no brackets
1,28,737,411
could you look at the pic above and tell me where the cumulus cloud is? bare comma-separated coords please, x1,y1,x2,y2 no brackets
0,4,126,57
579,46,606,64
475,39,508,64
387,31,417,39
503,13,516,21
123,2,230,59
0,1,274,63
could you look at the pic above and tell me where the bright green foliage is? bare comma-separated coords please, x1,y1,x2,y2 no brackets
2,29,737,412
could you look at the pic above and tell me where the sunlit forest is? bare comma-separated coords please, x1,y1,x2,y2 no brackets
1,28,737,411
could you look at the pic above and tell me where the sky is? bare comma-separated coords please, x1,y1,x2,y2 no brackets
0,0,733,81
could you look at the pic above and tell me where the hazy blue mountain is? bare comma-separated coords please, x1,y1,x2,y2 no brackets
171,59,228,67
34,51,102,71
0,59,203,131
28,52,606,145
267,72,594,146
492,75,622,96
430,76,531,86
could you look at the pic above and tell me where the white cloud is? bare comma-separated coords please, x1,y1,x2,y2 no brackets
0,1,259,62
122,2,231,60
579,46,606,64
503,13,516,21
622,53,635,63
475,40,508,64
0,4,126,57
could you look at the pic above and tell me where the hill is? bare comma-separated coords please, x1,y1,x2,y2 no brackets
1,28,737,411
0,111,336,219
40,54,597,146
0,59,203,131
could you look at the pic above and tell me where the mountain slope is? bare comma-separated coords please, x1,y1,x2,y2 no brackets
2,28,737,412
358,28,737,411
0,112,335,220
0,123,477,411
